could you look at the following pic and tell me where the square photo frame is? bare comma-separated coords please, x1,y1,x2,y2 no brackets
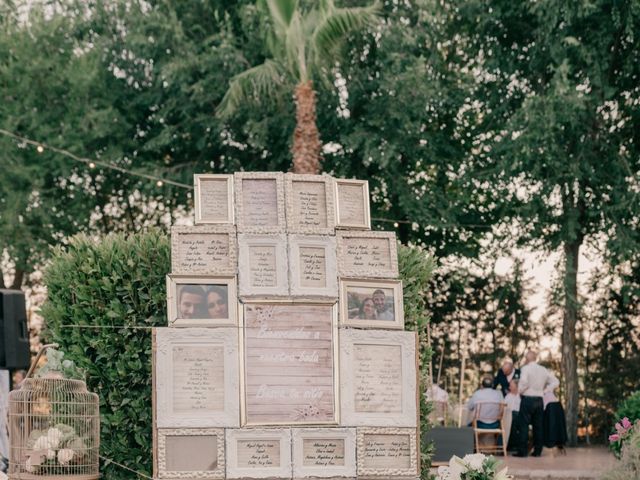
334,178,371,230
157,428,225,479
166,275,237,327
336,230,399,279
171,225,237,276
235,171,286,233
194,174,234,225
226,428,292,479
237,233,289,298
285,173,336,234
340,279,404,329
356,427,418,477
292,428,356,478
288,234,338,299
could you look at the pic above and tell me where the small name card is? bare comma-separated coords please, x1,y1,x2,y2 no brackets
362,433,411,469
248,245,278,287
226,428,292,479
236,440,280,468
194,174,233,224
292,181,327,228
171,226,236,275
337,231,398,278
292,428,356,477
242,179,279,227
302,439,345,467
354,344,402,413
172,346,224,413
238,234,289,297
335,179,370,229
299,246,327,288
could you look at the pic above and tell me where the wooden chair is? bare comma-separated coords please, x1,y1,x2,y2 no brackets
471,402,507,456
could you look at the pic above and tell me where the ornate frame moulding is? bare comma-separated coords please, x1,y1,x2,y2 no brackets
225,428,292,479
334,178,371,230
288,234,338,299
285,173,336,235
235,171,286,233
356,427,418,477
339,278,404,330
171,224,237,276
157,428,225,479
336,230,399,279
166,275,238,327
194,174,235,225
238,233,289,298
339,329,417,427
155,327,240,428
292,427,356,478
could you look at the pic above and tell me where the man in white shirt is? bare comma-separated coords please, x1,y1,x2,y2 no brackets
515,350,560,457
467,375,505,428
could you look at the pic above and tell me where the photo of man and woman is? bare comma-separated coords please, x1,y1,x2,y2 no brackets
177,284,229,320
347,286,395,321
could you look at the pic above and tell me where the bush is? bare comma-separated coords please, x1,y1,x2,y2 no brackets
41,231,170,479
617,391,640,424
601,427,640,480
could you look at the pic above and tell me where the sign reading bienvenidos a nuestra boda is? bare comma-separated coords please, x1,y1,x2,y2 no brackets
153,172,419,479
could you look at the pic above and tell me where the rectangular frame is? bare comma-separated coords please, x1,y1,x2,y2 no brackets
166,275,237,327
334,179,371,230
225,428,292,479
157,428,225,479
285,173,336,234
194,174,234,225
238,233,289,298
339,278,404,329
171,225,237,275
336,230,399,279
288,234,338,299
235,171,286,233
155,327,240,428
339,329,417,427
292,428,356,478
240,300,340,426
356,427,418,477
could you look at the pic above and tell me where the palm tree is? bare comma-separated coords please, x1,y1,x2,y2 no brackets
217,0,380,174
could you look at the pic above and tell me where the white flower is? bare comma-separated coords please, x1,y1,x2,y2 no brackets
47,427,64,449
33,436,52,451
58,448,75,465
462,453,487,470
46,449,56,460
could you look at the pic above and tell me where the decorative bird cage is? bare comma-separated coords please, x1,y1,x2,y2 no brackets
8,344,99,479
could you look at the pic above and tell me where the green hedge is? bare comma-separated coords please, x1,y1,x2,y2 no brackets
41,231,434,479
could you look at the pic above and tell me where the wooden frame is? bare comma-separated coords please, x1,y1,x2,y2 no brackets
285,173,336,234
292,428,356,478
240,301,339,426
334,178,371,230
225,428,292,479
339,329,417,427
238,233,289,298
171,225,237,276
166,275,237,327
339,278,404,329
157,428,225,479
356,427,418,477
235,171,286,233
288,234,338,299
336,230,399,279
155,327,240,428
194,174,234,225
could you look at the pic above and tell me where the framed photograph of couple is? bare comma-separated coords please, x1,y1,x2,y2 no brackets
167,275,237,327
340,279,404,329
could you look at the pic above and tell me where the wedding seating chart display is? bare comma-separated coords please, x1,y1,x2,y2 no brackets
153,172,419,479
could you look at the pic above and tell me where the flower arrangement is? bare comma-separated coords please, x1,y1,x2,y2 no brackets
24,424,87,474
608,417,639,459
437,453,512,480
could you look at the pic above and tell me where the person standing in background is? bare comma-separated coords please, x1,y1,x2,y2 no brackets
494,358,521,397
505,379,522,453
544,388,568,454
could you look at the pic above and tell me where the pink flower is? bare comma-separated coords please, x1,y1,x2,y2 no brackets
609,433,620,442
615,422,626,434
621,417,632,430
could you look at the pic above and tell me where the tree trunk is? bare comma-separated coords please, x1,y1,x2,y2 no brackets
562,238,581,446
292,80,322,174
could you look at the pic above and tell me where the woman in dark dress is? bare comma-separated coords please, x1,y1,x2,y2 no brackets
543,390,567,453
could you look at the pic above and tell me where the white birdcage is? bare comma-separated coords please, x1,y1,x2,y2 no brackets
8,345,99,479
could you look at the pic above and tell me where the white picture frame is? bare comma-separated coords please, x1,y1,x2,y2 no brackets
194,174,234,225
288,234,338,299
339,278,404,329
235,171,286,233
292,428,356,478
166,275,237,327
154,327,240,428
356,427,418,477
336,230,399,279
285,173,336,235
171,225,237,276
225,428,292,479
339,329,417,427
238,233,289,298
334,178,371,230
157,428,225,479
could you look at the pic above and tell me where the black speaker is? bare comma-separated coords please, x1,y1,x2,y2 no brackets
0,289,31,369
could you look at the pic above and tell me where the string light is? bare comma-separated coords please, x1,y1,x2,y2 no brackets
89,162,96,169
36,145,44,153
156,180,163,187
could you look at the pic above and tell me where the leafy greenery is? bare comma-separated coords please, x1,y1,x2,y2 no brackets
617,392,640,425
34,349,86,381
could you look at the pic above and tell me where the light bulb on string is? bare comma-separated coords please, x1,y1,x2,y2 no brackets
89,162,96,169
156,180,164,187
36,145,44,153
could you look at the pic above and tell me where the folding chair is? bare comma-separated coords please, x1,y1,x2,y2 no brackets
472,402,507,456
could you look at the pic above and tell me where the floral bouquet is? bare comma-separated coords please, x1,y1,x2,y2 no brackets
24,424,87,474
437,453,512,480
608,417,639,459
